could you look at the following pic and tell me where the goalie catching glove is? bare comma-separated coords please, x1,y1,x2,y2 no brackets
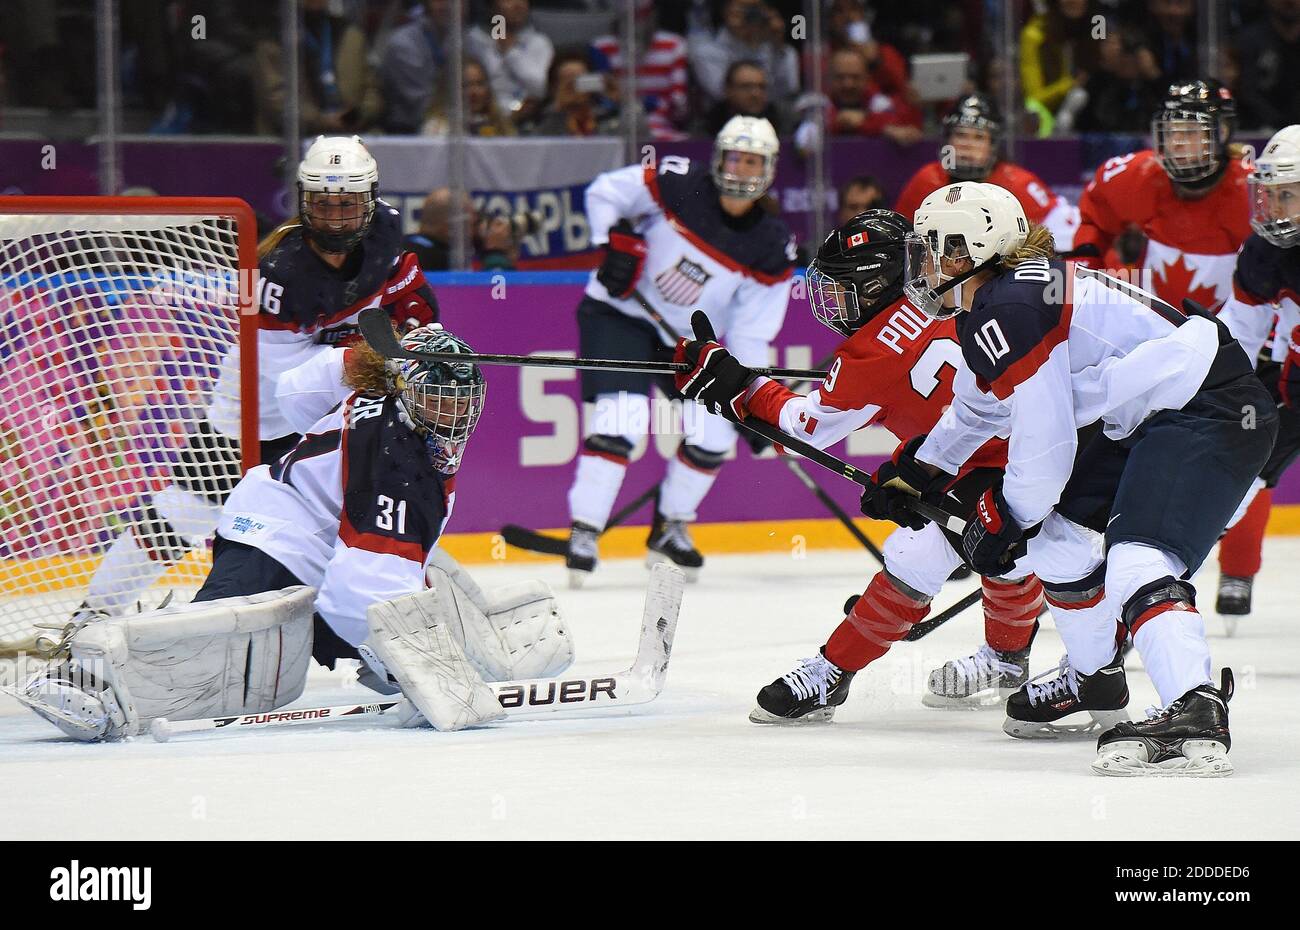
674,310,757,422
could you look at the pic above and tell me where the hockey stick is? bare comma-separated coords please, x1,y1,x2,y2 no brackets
150,563,683,741
358,307,826,381
500,482,659,556
903,588,983,642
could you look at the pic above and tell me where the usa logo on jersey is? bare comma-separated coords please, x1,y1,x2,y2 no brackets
655,257,712,306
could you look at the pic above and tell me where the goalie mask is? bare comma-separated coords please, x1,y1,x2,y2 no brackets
905,183,1028,319
393,325,486,474
941,93,1002,182
1249,124,1300,248
807,209,912,336
712,115,779,200
1151,79,1236,189
298,135,379,254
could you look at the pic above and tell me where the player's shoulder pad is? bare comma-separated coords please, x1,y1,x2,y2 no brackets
960,263,1072,399
341,395,448,552
1234,232,1297,304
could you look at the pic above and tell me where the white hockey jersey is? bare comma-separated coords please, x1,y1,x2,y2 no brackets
918,259,1223,527
1216,232,1300,363
217,393,454,645
585,157,796,367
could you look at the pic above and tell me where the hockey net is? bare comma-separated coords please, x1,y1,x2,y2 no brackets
0,197,257,660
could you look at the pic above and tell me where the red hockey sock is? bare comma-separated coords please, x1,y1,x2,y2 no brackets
824,572,931,672
982,575,1044,652
1218,488,1271,578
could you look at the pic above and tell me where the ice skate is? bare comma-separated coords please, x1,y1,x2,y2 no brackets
750,649,855,724
923,642,1029,709
1003,651,1130,739
566,521,599,588
646,512,703,581
1093,670,1234,777
1215,575,1252,637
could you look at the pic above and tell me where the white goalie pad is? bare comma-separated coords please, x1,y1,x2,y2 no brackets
366,592,506,732
13,586,315,741
425,548,574,681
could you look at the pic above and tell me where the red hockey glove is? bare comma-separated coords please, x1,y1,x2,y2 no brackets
673,310,756,422
596,219,647,299
1281,325,1300,409
382,253,439,331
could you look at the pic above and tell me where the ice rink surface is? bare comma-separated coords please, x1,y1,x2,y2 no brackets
3,538,1298,841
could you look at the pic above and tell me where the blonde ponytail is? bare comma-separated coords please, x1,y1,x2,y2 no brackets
343,342,396,396
1000,222,1056,269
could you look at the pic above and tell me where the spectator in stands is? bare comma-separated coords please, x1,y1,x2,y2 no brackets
589,0,691,140
465,0,553,120
688,0,799,107
422,56,516,136
821,47,922,144
404,189,518,271
379,0,455,134
1019,0,1101,127
699,61,785,135
836,175,886,224
254,0,384,135
524,51,648,138
1073,17,1163,134
1235,0,1300,130
1134,0,1198,87
820,0,913,104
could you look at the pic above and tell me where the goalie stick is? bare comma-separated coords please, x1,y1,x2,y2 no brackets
150,563,684,741
358,307,826,381
500,481,659,556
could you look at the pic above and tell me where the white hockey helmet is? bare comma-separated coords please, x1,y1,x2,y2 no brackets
904,182,1029,319
297,135,380,253
712,115,779,200
1249,125,1300,248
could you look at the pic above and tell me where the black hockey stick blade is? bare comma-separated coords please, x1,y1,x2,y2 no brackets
359,308,827,380
498,483,660,557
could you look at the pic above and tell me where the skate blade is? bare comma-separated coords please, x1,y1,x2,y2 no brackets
922,687,1013,711
748,704,837,725
645,551,700,582
567,568,592,589
1003,708,1130,740
1091,739,1233,777
1221,615,1240,638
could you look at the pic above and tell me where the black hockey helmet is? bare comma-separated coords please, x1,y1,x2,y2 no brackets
1151,79,1237,189
807,209,912,337
941,93,1003,182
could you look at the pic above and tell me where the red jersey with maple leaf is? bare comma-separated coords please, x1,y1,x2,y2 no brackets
1075,149,1250,311
744,296,1007,473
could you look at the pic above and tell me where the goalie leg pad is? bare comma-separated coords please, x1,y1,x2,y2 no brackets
426,550,574,681
16,586,315,740
366,590,506,731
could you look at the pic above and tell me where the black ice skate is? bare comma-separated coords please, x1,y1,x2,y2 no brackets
1215,575,1252,637
1003,651,1130,739
1092,669,1234,777
923,643,1030,709
645,512,703,581
750,649,856,724
565,521,599,588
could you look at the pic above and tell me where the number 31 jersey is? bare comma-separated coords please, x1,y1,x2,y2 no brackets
745,295,1007,474
218,393,452,645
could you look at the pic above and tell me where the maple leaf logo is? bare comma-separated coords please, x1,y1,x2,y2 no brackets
1151,254,1224,313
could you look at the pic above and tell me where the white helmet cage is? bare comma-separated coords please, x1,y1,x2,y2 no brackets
904,183,1028,319
298,134,380,253
1250,125,1300,248
712,115,779,200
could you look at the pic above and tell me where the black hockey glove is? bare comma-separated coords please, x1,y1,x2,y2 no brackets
961,484,1025,576
674,311,757,422
859,435,938,531
595,219,647,299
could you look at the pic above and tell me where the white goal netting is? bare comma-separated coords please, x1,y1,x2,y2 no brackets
0,207,251,654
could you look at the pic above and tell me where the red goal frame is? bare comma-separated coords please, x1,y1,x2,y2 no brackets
0,196,261,468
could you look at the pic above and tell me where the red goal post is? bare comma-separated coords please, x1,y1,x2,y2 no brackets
0,196,260,654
